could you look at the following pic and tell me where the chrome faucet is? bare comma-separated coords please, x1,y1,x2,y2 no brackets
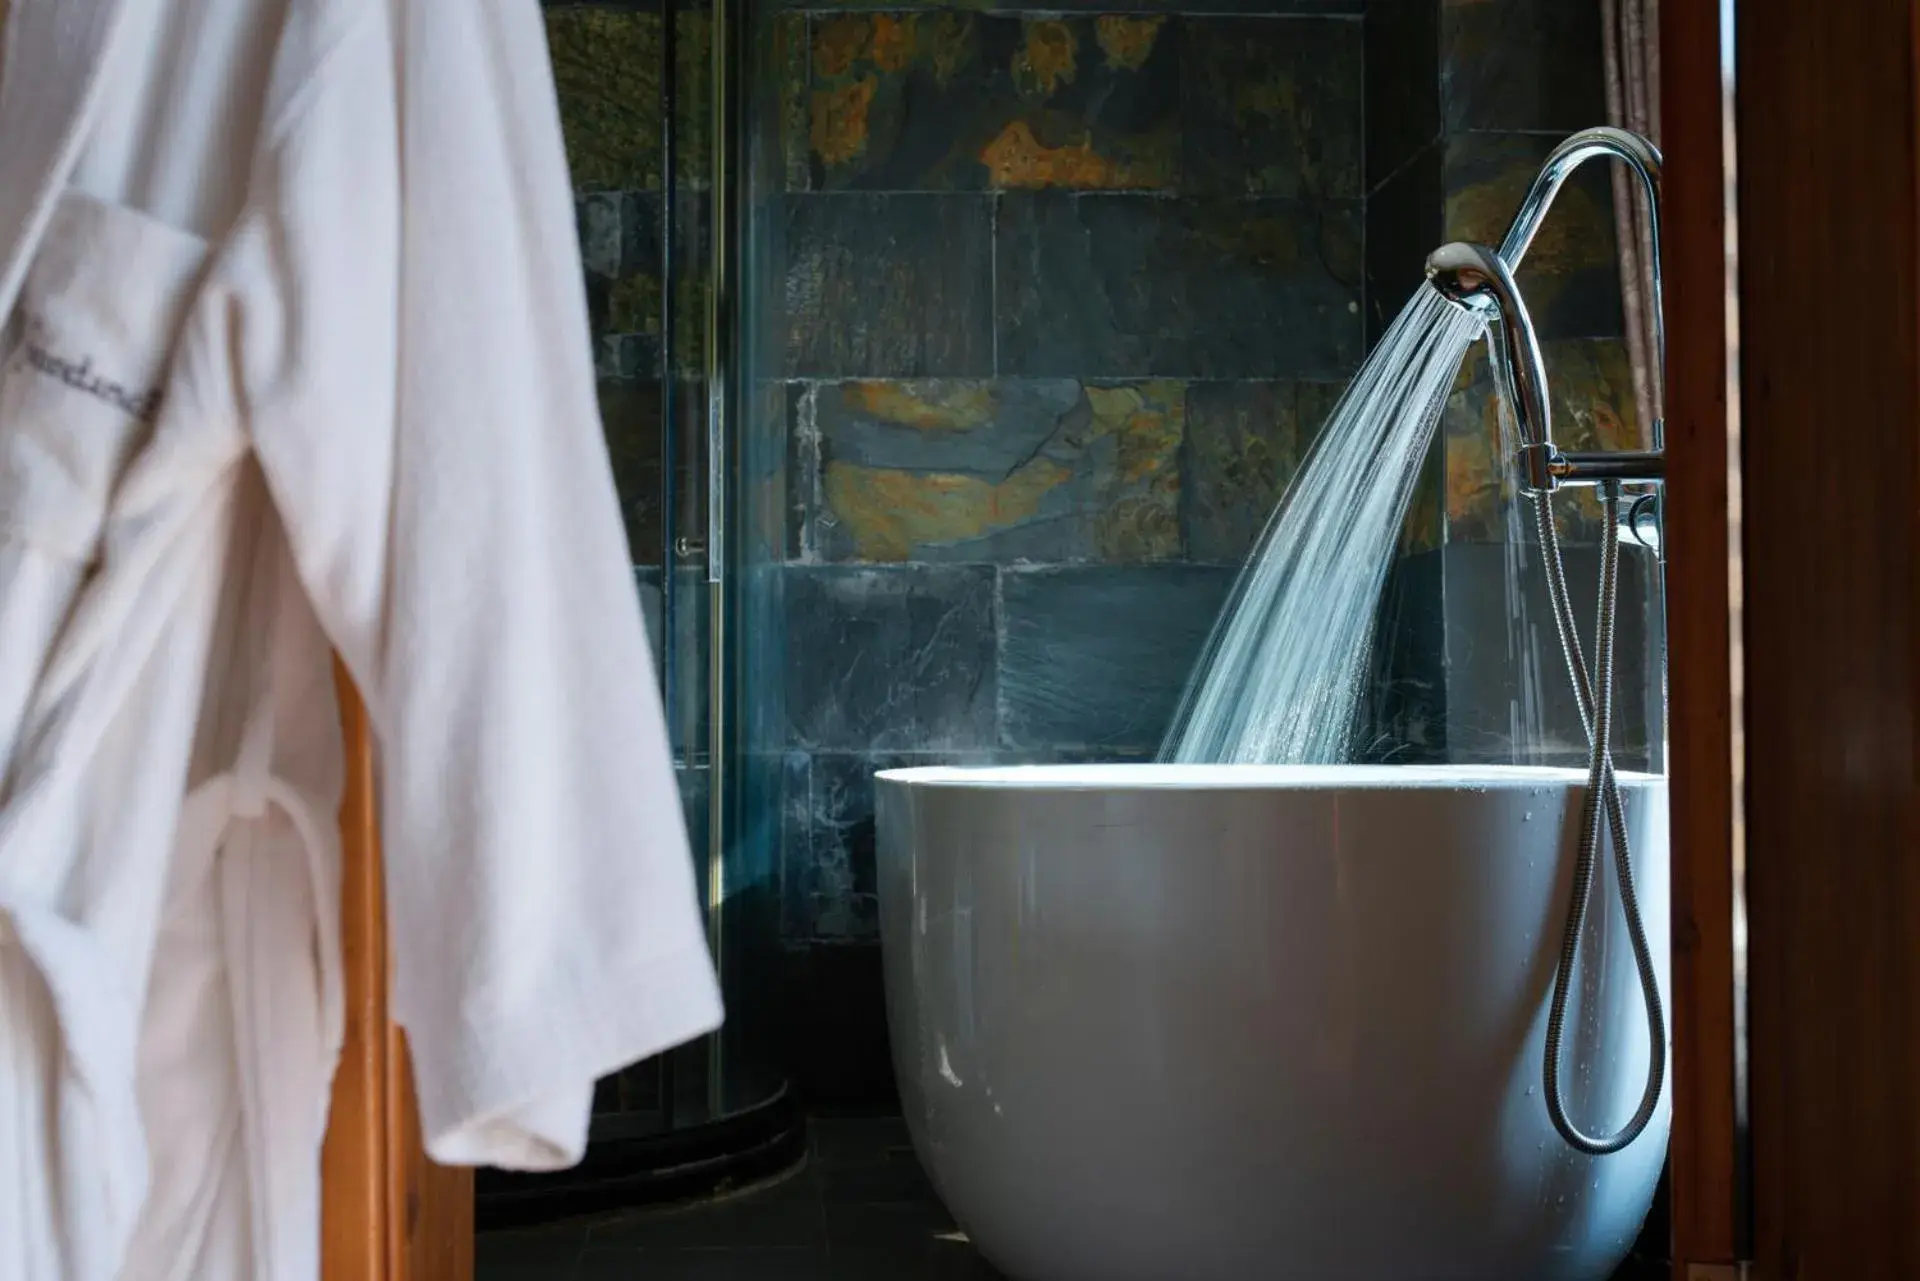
1422,126,1671,1158
1423,126,1666,498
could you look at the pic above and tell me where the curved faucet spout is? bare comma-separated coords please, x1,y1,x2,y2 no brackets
1500,127,1664,427
1499,127,1662,269
1423,125,1665,496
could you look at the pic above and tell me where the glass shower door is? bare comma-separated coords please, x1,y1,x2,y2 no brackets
473,0,798,1227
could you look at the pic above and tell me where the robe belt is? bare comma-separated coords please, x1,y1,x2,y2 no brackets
172,765,344,1281
169,558,346,1280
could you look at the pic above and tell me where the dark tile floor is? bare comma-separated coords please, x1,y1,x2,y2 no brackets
477,1115,1669,1281
476,1116,1002,1281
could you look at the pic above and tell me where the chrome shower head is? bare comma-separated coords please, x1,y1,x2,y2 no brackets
1425,240,1559,495
1424,241,1511,319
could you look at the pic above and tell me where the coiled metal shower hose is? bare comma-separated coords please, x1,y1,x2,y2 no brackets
1533,481,1668,1155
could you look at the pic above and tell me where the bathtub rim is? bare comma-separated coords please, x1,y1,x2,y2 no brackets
874,762,1666,793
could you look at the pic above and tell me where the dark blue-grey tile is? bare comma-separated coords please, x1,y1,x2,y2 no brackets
779,194,994,378
1364,138,1443,349
1440,0,1606,133
1357,545,1450,765
775,11,814,193
1435,540,1660,771
597,333,659,383
995,194,1362,379
1364,0,1441,192
1444,131,1623,340
634,566,713,757
602,380,664,565
804,753,886,938
736,568,802,752
1182,379,1341,565
783,566,999,753
578,191,626,281
777,750,816,940
800,750,1019,941
783,383,820,562
998,565,1237,751
1184,199,1364,379
805,751,1014,939
679,759,712,885
993,193,1188,377
1182,17,1362,200
579,193,664,362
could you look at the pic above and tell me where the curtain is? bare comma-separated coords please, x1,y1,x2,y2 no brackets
1601,0,1662,447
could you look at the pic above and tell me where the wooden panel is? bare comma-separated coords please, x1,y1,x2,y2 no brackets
1738,1,1920,1277
323,669,474,1281
389,1033,476,1281
322,668,393,1281
1659,1,1743,1272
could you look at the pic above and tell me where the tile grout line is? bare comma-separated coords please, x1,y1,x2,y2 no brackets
789,6,1363,18
990,190,1000,378
1358,0,1368,349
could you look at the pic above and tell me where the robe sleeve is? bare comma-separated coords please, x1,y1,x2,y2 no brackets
242,0,724,1170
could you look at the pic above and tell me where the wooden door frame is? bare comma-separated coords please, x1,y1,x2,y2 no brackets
1736,2,1920,1277
322,672,474,1281
1660,1,1745,1275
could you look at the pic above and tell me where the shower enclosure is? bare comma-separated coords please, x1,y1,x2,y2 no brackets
475,0,798,1225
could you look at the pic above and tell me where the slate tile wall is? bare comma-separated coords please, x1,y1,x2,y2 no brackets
758,5,1368,997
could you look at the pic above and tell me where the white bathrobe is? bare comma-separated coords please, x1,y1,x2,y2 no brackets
0,1,725,1278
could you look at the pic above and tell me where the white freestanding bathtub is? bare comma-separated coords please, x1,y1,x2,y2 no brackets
875,764,1670,1281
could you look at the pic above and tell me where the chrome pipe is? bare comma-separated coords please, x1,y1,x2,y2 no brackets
1550,449,1666,487
1501,126,1664,435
